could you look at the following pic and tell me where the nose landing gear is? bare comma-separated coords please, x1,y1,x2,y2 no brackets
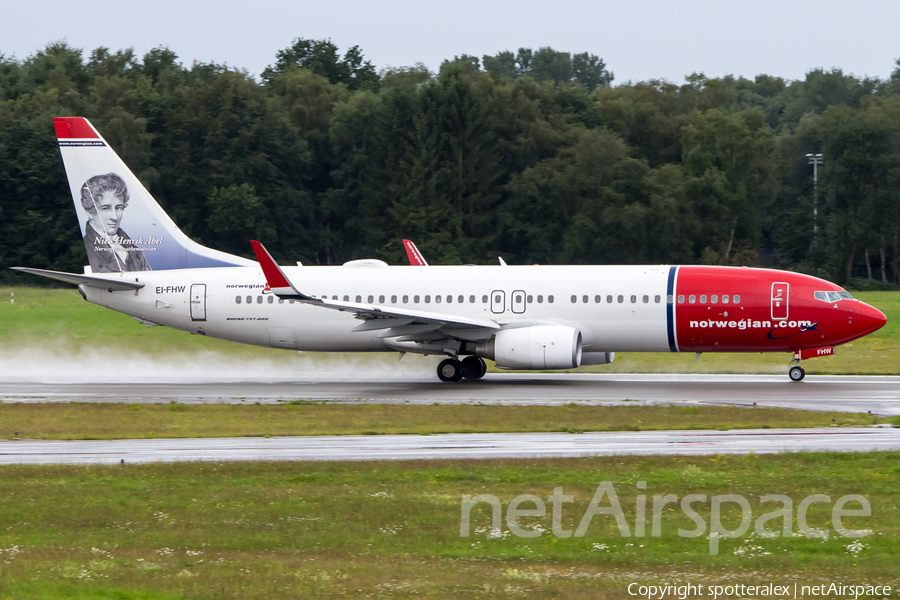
788,365,806,382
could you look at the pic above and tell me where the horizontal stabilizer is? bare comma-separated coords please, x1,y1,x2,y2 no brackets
11,267,145,291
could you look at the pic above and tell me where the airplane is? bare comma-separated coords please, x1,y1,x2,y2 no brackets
12,117,887,383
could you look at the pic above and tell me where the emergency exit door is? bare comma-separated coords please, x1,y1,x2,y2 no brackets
190,284,207,321
491,290,505,314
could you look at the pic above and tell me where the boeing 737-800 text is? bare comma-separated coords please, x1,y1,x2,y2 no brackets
13,118,887,382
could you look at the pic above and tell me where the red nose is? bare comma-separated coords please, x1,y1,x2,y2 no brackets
856,302,887,335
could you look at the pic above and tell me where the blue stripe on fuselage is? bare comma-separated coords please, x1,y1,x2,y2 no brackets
666,266,678,352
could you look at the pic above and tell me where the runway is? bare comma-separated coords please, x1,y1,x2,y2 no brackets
2,373,899,415
1,427,897,464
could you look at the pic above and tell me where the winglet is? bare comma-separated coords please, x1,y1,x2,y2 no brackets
402,239,429,266
250,241,309,300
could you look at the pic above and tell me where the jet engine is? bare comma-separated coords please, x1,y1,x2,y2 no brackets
475,325,582,370
581,351,615,365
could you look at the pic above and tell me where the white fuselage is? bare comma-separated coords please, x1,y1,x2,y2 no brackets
84,264,673,353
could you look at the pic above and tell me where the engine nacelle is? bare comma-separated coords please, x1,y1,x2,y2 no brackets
475,325,582,370
581,351,615,365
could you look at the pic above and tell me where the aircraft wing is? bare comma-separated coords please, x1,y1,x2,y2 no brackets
11,267,145,291
250,241,499,341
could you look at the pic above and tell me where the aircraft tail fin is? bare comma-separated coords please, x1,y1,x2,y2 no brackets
54,117,255,273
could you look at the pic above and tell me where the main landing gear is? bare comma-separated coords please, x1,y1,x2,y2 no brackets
437,356,487,382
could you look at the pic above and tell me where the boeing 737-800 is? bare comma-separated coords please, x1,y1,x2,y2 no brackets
13,117,887,382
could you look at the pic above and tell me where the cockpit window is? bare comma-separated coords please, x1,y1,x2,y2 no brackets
815,290,854,303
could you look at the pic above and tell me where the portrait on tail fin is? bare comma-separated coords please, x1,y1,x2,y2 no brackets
80,173,151,273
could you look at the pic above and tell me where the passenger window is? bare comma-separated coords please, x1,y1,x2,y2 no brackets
278,298,284,304
332,295,337,300
435,295,441,303
711,295,718,304
643,295,649,303
527,295,533,303
414,295,420,303
289,299,295,304
571,295,577,303
733,295,741,304
356,295,362,303
617,295,624,303
255,296,262,304
446,295,452,303
403,295,409,303
516,294,523,303
656,295,662,303
391,295,397,303
246,295,252,304
607,295,613,303
537,295,544,303
722,295,729,304
236,295,242,304
425,295,431,303
482,295,488,303
677,295,684,304
700,295,707,304
343,295,349,302
594,295,601,303
379,295,385,303
458,295,464,303
268,296,274,304
495,294,502,304
630,295,637,303
689,295,696,304
548,295,555,303
367,295,374,303
469,295,475,303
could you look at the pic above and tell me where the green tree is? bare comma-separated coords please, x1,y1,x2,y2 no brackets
262,38,378,91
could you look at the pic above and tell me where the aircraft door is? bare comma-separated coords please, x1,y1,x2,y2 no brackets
491,290,506,314
771,282,789,321
190,283,207,321
511,290,526,314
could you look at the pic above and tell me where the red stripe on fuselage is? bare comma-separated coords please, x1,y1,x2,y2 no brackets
673,266,858,352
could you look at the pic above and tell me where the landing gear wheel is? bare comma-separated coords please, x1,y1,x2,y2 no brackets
437,358,464,382
461,356,487,380
789,366,806,382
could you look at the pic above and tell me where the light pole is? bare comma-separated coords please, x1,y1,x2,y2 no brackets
806,153,823,238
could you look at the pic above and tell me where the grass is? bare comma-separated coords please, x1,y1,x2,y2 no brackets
0,403,885,441
2,287,898,375
0,453,897,598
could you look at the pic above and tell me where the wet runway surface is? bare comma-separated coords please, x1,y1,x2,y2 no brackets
2,373,899,414
1,427,897,465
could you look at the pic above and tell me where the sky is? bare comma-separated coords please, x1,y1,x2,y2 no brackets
4,0,899,84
